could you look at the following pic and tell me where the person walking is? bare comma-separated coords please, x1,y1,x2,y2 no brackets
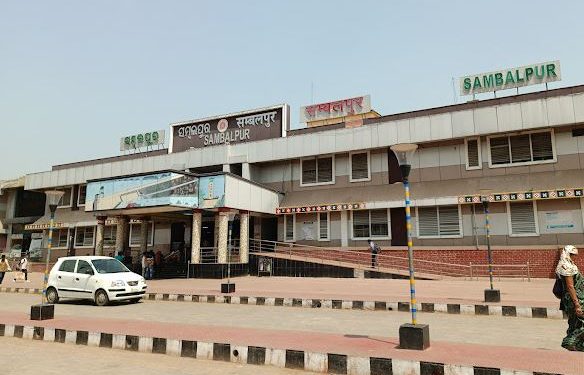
17,254,29,282
368,239,380,268
556,245,584,351
0,255,11,284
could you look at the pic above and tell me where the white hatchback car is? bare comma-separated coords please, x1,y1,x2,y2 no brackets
46,256,147,306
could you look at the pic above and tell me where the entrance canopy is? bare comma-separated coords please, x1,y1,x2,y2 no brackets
85,170,281,216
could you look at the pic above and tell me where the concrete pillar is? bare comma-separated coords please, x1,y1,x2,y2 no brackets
239,211,249,263
191,210,202,264
115,216,129,256
217,211,229,263
95,216,107,256
242,162,251,180
340,211,349,247
140,219,149,252
222,164,231,173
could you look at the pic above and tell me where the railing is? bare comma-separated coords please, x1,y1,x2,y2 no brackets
249,239,531,280
199,246,241,264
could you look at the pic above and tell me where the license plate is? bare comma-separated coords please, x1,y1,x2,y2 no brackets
131,288,140,292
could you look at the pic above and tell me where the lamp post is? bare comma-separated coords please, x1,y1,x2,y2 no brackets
31,190,64,321
480,189,501,302
391,143,429,350
221,212,237,293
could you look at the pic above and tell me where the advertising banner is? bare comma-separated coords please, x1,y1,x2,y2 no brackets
86,172,199,211
171,105,288,152
198,175,225,209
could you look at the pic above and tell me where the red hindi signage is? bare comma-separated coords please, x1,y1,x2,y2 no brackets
299,95,371,123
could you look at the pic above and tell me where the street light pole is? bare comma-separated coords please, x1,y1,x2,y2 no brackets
391,144,429,350
480,190,500,302
221,212,236,293
31,190,64,321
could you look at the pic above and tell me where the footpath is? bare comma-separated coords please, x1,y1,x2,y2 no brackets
0,308,578,375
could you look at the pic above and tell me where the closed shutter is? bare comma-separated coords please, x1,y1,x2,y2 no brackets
352,210,370,238
510,134,531,163
438,206,460,236
510,202,537,235
466,139,480,168
302,159,317,184
490,137,511,165
531,132,553,161
370,209,389,236
351,152,369,180
317,157,333,183
319,213,328,240
418,207,439,237
285,215,294,241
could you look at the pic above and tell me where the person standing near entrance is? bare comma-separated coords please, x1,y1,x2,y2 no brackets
17,254,29,282
368,239,380,268
0,255,11,284
556,245,584,351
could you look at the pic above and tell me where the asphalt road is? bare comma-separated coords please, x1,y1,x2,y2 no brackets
0,337,310,375
0,293,566,351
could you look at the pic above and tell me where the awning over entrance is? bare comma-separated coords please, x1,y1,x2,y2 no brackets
85,171,281,216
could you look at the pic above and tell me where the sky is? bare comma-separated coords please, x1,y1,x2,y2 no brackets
1,0,584,180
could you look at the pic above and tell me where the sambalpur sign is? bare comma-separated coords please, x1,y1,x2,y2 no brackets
170,105,288,152
460,61,561,96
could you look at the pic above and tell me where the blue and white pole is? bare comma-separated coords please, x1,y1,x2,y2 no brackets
404,178,417,325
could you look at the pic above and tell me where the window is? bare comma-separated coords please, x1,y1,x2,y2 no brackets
103,226,117,247
75,226,95,247
488,130,555,167
57,187,73,208
284,215,295,242
129,222,154,247
54,228,69,248
465,138,481,170
77,185,87,206
59,259,76,273
350,151,371,182
76,260,93,275
301,156,334,186
508,201,538,236
417,206,462,238
318,212,330,241
352,209,390,239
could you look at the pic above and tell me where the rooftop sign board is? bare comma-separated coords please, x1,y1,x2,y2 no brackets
170,104,288,153
300,95,371,123
120,130,165,151
460,61,561,96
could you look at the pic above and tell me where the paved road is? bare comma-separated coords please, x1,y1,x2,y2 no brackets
7,273,556,307
0,293,565,351
0,337,310,375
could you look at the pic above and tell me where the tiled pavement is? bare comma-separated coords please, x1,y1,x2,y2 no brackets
0,309,578,375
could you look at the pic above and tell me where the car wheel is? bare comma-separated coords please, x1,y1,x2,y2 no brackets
46,287,59,304
129,298,141,304
94,289,110,306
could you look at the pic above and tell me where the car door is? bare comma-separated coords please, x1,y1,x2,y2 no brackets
55,259,77,298
72,260,95,298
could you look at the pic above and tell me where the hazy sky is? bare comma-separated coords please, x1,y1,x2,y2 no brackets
1,1,584,180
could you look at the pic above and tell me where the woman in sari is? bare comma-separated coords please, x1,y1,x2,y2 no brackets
556,245,584,351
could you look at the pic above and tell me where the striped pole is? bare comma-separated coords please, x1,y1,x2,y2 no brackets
485,205,494,290
43,212,55,304
404,179,417,325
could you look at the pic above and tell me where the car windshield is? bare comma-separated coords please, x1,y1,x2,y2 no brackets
91,259,130,274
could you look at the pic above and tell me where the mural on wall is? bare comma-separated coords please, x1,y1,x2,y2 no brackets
198,175,225,209
86,172,199,211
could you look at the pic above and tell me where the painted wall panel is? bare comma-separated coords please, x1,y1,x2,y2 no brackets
451,110,475,138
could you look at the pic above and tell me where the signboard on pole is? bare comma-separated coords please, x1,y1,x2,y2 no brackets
459,61,561,96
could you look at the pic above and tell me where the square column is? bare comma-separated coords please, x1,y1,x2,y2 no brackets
136,218,149,261
191,210,202,264
340,211,349,247
115,216,129,256
217,210,229,264
95,216,107,256
239,211,249,263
